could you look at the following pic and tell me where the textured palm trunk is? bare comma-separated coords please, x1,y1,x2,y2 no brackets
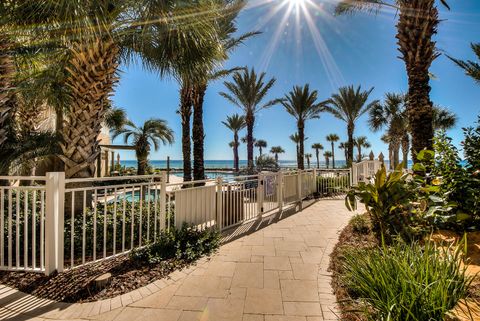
180,85,192,182
298,121,305,170
347,123,354,167
331,142,336,169
315,150,320,169
233,133,239,172
246,110,255,170
397,0,438,162
0,37,15,153
325,157,330,169
357,146,362,162
137,156,148,175
60,40,119,179
259,147,263,156
274,153,279,165
192,84,206,182
388,144,394,170
401,134,410,168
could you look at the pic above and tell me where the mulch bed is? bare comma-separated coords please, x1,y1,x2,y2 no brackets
0,254,201,303
328,213,378,321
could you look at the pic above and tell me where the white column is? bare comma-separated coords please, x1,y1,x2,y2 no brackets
216,177,223,231
44,172,65,275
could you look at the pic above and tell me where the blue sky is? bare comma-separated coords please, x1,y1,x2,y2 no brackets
112,0,480,161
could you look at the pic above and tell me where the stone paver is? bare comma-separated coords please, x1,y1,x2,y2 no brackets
0,200,351,321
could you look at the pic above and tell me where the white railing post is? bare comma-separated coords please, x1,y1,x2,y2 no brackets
44,172,64,275
257,173,264,218
297,170,303,210
160,172,167,232
216,177,223,230
312,168,317,195
277,171,283,212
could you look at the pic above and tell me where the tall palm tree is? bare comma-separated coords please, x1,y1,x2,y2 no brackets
281,84,326,170
290,133,307,169
305,153,312,169
113,119,174,175
270,146,285,164
222,114,246,172
255,139,267,156
354,136,371,162
336,0,451,162
448,43,480,84
220,68,280,170
311,143,324,169
325,134,340,169
324,151,333,169
338,142,348,165
369,93,406,168
325,85,378,167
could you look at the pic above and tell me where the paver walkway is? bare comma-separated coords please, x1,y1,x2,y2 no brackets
0,200,352,321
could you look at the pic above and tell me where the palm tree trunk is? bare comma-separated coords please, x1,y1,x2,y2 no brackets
274,153,278,164
137,156,148,175
0,36,15,150
388,144,394,170
347,123,354,167
357,146,362,162
59,40,119,179
401,134,410,168
298,121,305,170
246,110,255,170
180,85,192,182
315,150,319,169
331,142,335,169
259,147,262,156
307,157,310,169
233,133,239,172
192,84,206,182
397,0,438,162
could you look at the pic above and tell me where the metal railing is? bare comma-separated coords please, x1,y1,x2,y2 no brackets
0,168,349,275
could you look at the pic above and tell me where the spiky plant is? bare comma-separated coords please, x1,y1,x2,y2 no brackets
335,0,451,162
113,119,174,175
270,146,285,164
325,85,378,167
326,134,340,168
220,68,281,170
222,114,246,172
281,84,326,170
311,143,324,169
448,43,480,84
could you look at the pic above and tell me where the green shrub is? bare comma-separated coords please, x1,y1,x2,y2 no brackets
341,241,471,321
463,114,480,170
350,214,370,234
131,223,221,264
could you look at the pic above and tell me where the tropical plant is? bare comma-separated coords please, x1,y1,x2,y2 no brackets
222,114,246,172
220,68,280,170
463,114,480,170
256,154,278,171
112,119,174,175
255,139,267,156
338,142,348,164
281,84,326,170
325,85,377,166
305,153,312,169
354,136,371,162
311,143,324,169
346,164,418,243
336,0,451,162
326,134,340,169
448,42,480,84
324,151,332,169
341,241,471,321
290,133,305,168
270,146,285,164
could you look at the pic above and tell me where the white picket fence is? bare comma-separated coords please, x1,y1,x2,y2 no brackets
0,168,350,275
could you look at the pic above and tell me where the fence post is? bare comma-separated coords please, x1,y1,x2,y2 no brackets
257,173,264,218
216,177,223,231
277,171,283,212
44,172,65,275
160,172,167,232
312,168,317,194
297,170,303,211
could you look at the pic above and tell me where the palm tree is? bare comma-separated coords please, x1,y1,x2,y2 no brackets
354,136,371,162
220,68,280,170
369,93,406,168
281,84,326,170
325,134,340,169
311,143,324,169
448,43,480,84
222,114,246,172
255,139,267,156
336,0,451,162
338,142,348,165
324,151,333,169
270,146,285,165
290,133,307,169
113,119,174,175
325,85,378,167
305,153,312,169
